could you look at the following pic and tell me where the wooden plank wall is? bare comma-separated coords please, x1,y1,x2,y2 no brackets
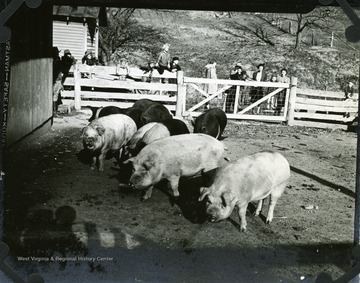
291,88,358,130
6,4,53,146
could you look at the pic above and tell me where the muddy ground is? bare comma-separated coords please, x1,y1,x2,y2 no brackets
1,109,358,283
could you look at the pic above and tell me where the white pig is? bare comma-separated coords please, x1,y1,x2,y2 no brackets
198,151,290,232
124,122,158,157
126,134,225,200
82,114,137,171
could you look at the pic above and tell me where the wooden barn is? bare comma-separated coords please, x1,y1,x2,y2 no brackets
5,4,107,146
6,4,53,146
53,5,108,60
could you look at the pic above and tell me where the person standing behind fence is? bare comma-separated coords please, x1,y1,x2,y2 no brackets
156,43,171,83
169,56,181,83
267,73,278,110
205,61,218,94
82,50,98,66
60,49,76,84
343,80,358,118
239,70,251,107
53,72,64,113
168,57,181,97
250,63,267,114
203,61,218,109
344,80,356,100
275,68,290,115
225,63,242,112
116,59,130,80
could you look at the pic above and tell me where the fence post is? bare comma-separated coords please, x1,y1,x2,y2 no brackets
286,77,297,126
73,63,81,110
175,71,186,117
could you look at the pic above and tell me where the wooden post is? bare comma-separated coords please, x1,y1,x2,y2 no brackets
330,31,334,47
233,86,240,114
175,71,186,117
73,63,81,110
286,77,297,126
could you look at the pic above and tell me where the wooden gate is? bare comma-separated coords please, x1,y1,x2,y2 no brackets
181,76,294,123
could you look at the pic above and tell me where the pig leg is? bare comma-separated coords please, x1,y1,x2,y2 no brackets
168,175,181,197
266,182,287,223
254,199,263,217
98,151,107,171
237,204,248,232
142,186,154,200
115,148,123,165
90,157,97,171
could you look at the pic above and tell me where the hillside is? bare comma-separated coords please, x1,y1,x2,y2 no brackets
104,8,360,91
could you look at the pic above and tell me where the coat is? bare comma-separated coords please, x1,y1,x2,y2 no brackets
204,63,217,95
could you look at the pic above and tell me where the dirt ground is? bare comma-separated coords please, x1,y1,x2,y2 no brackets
1,109,358,283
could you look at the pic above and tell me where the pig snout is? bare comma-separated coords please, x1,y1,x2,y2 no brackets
83,136,97,150
127,181,135,188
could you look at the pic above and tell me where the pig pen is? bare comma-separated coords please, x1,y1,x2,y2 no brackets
1,109,357,283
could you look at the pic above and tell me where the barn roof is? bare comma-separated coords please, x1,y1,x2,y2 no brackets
53,6,100,18
53,6,107,26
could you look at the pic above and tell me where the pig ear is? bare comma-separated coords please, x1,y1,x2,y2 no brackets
221,192,235,207
96,126,105,136
143,159,155,170
80,127,87,138
198,187,210,202
123,157,135,165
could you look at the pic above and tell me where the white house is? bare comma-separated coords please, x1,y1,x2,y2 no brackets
53,5,107,60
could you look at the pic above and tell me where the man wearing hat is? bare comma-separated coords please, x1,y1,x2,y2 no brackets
82,50,98,66
60,49,76,83
225,63,243,112
250,63,267,114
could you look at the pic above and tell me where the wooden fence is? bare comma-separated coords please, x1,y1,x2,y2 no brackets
62,63,179,113
61,65,358,129
181,76,293,123
289,88,358,130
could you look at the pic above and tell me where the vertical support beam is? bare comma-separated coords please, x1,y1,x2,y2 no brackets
352,61,360,283
233,86,240,114
74,63,81,110
352,63,360,283
286,77,297,126
175,71,186,117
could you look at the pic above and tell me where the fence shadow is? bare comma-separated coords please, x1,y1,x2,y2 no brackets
290,165,355,199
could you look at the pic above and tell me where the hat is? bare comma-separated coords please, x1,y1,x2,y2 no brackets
162,43,170,50
257,63,265,68
235,63,242,69
172,56,179,61
64,49,71,55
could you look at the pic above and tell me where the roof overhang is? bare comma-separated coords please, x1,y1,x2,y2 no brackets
47,0,360,14
53,5,107,26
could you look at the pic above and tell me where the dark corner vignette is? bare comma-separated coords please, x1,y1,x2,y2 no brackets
0,0,360,283
0,1,45,283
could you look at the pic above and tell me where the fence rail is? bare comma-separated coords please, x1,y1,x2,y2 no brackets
292,88,357,129
61,65,358,129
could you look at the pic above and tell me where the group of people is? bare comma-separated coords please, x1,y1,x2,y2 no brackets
138,43,182,86
224,63,290,115
52,48,99,113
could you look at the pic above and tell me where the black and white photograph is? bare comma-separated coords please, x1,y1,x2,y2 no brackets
0,1,360,282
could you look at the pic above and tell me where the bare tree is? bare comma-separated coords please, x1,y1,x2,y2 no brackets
98,8,164,65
